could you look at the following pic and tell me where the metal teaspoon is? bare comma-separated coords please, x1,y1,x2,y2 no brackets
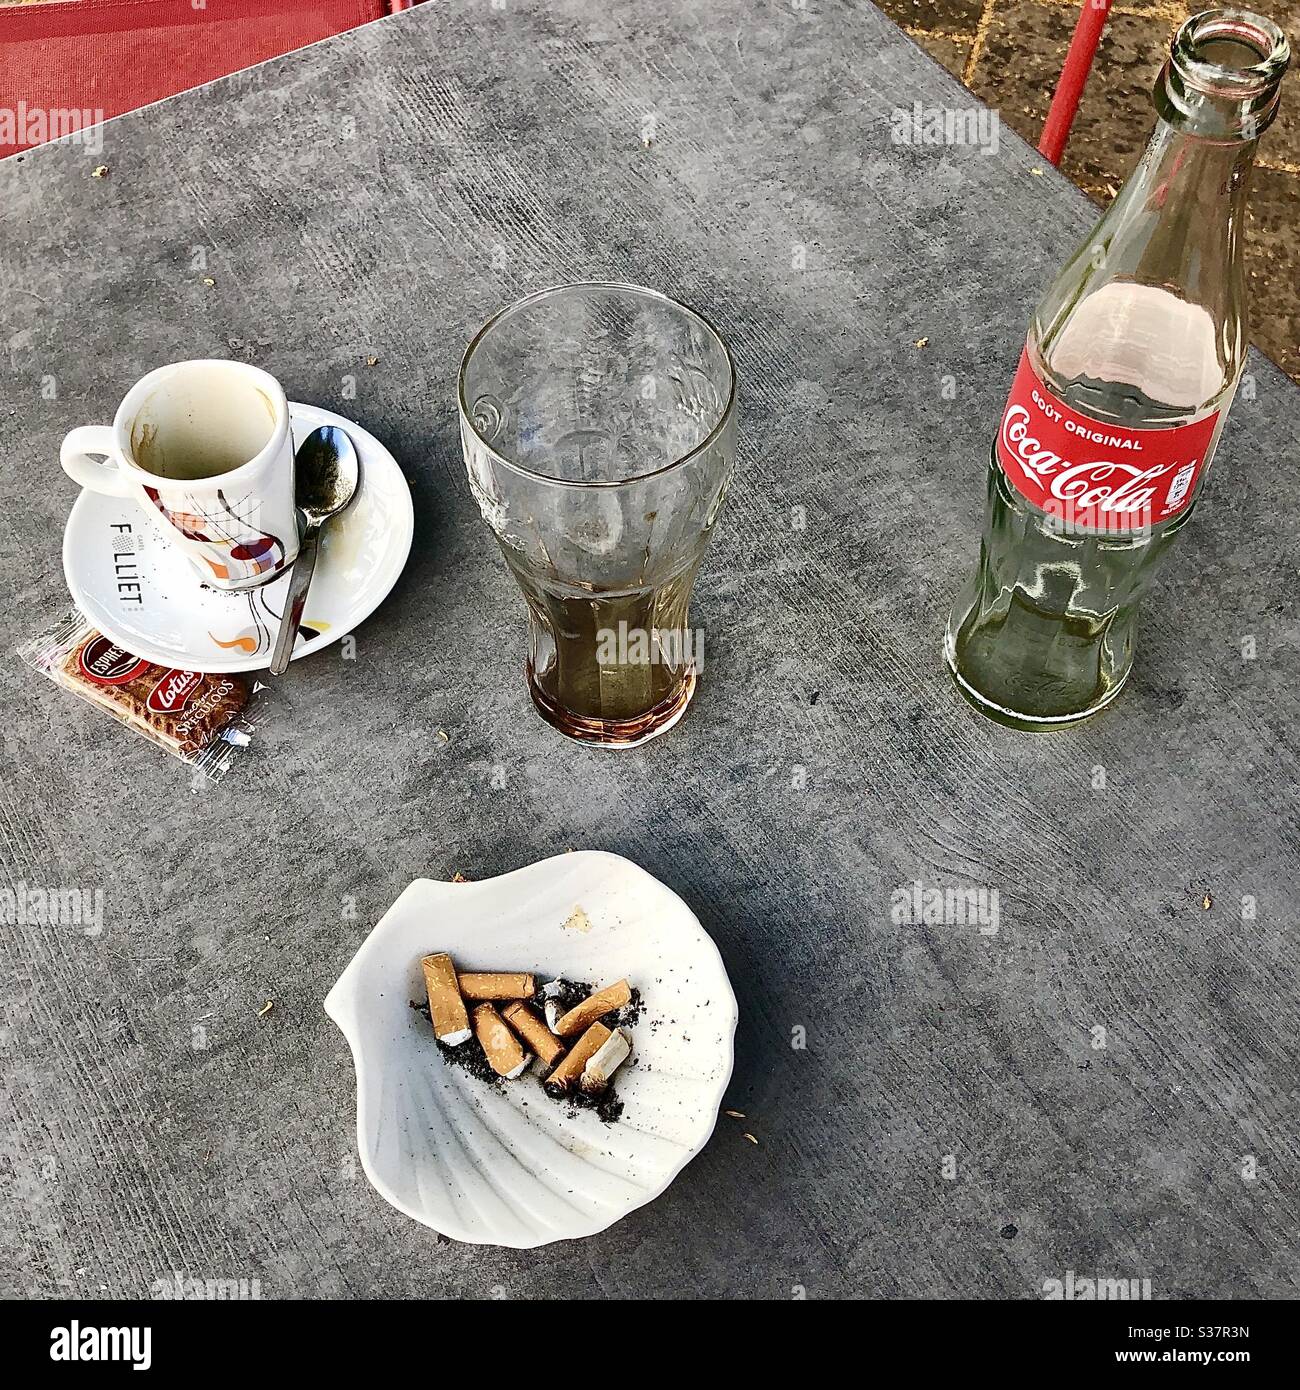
269,425,360,676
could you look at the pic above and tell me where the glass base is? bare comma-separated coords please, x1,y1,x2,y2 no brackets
526,663,697,747
944,644,1130,731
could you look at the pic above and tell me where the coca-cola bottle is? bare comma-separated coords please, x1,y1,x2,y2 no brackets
945,8,1290,728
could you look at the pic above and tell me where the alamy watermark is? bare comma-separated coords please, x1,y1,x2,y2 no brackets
150,1272,263,1300
889,102,1000,157
0,883,104,936
595,622,704,670
50,1323,151,1371
1043,1269,1153,1300
1,103,105,154
891,879,999,934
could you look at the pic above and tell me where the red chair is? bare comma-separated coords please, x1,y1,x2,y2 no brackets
1040,0,1114,165
1,0,416,160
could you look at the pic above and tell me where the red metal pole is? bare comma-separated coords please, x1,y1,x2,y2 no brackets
1038,0,1113,166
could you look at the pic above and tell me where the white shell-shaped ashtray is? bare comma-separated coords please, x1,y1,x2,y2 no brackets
324,850,738,1247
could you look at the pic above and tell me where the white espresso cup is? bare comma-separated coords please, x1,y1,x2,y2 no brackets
61,359,300,592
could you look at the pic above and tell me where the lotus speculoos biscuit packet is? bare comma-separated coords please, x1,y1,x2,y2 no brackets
18,610,267,780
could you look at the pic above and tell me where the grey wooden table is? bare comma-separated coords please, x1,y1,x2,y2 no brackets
2,0,1298,1300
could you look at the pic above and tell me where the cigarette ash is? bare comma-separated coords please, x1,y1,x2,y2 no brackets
616,986,644,1028
531,978,591,1013
565,1086,625,1125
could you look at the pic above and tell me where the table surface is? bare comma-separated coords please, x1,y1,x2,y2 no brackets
3,0,1298,1300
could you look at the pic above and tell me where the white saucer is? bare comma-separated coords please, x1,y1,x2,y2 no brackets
62,404,413,673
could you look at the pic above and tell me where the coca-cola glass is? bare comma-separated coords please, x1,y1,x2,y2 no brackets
459,283,737,747
946,9,1289,728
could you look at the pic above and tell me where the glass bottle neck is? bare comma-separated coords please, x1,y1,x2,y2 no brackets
1104,118,1255,288
1155,9,1288,143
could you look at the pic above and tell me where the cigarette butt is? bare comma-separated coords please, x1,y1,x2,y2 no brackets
544,1022,612,1095
471,1003,530,1079
540,979,567,1030
458,971,536,1001
579,1028,631,1094
554,979,632,1037
422,953,470,1045
501,1001,566,1069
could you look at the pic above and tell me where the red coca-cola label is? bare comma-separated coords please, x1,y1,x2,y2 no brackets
146,669,202,714
78,636,151,686
996,347,1221,532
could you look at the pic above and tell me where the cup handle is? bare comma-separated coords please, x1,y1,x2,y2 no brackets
60,426,136,497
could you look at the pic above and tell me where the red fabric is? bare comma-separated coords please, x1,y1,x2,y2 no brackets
0,0,398,159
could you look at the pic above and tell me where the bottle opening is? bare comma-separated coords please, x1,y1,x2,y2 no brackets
1173,9,1290,95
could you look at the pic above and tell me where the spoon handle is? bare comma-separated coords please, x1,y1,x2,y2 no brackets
269,523,322,676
